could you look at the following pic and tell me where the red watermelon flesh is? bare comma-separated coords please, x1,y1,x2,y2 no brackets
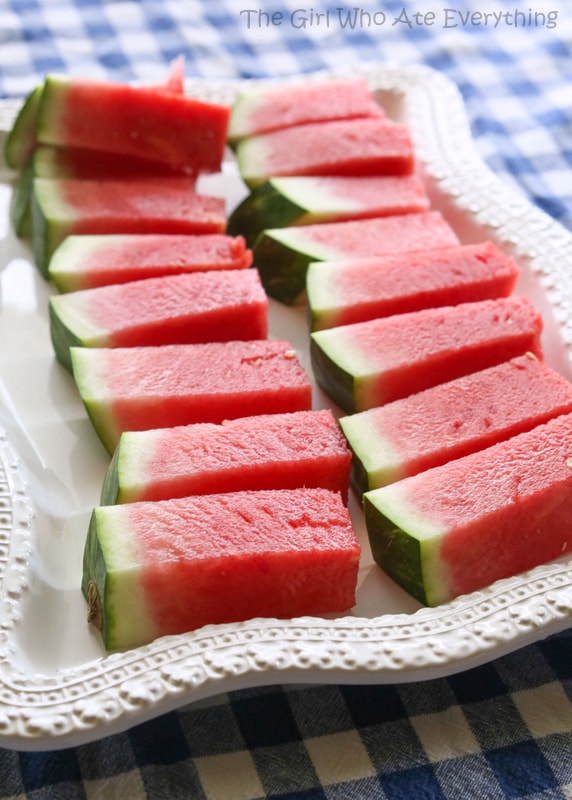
31,177,226,273
310,296,543,413
284,173,429,217
101,409,352,505
50,270,268,371
36,74,230,173
12,144,198,240
70,340,313,453
279,212,460,259
363,411,572,606
236,117,415,186
228,76,384,143
48,233,253,292
340,354,572,493
82,487,361,650
307,241,520,330
28,144,197,180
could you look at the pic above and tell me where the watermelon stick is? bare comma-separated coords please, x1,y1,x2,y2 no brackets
82,488,361,650
227,174,430,248
100,409,352,505
364,411,572,606
227,76,384,145
3,55,187,174
310,296,543,413
47,233,253,293
35,73,230,173
340,354,572,494
49,270,269,372
70,340,313,454
30,177,226,274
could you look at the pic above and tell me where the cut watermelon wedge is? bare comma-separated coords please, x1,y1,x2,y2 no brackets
82,487,361,650
71,340,312,453
31,177,226,274
310,297,543,413
227,174,430,247
47,233,253,292
306,241,520,330
363,411,572,606
50,270,268,371
228,76,384,144
236,117,415,188
35,73,230,173
253,211,460,305
101,409,352,505
340,354,572,493
12,145,197,239
4,59,186,173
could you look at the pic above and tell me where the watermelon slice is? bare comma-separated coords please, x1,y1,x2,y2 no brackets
47,233,253,292
71,340,312,453
82,487,361,650
100,409,352,505
227,76,384,145
12,145,196,239
310,296,543,414
340,354,572,494
236,117,415,188
306,241,520,330
227,174,430,247
253,211,460,305
30,177,226,274
4,58,186,173
49,270,268,371
363,411,572,606
35,73,230,173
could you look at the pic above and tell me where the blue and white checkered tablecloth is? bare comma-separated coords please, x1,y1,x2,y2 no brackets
1,1,572,797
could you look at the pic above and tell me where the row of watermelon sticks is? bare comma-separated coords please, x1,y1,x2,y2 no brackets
226,75,572,612
5,66,572,651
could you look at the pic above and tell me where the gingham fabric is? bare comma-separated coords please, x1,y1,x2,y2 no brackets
1,1,572,797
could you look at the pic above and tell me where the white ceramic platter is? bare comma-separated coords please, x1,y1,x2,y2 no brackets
1,63,572,751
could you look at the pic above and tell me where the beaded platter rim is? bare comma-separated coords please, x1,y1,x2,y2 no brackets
0,62,572,751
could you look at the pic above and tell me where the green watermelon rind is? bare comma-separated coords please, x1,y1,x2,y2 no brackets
31,177,76,275
9,158,34,238
3,83,44,171
82,507,154,651
49,294,108,372
227,180,307,247
338,413,402,495
81,509,109,639
309,334,359,414
48,237,104,292
100,445,122,504
235,134,270,189
70,347,122,454
227,88,266,147
310,327,379,414
100,431,154,505
253,227,345,305
362,487,445,606
227,177,376,248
